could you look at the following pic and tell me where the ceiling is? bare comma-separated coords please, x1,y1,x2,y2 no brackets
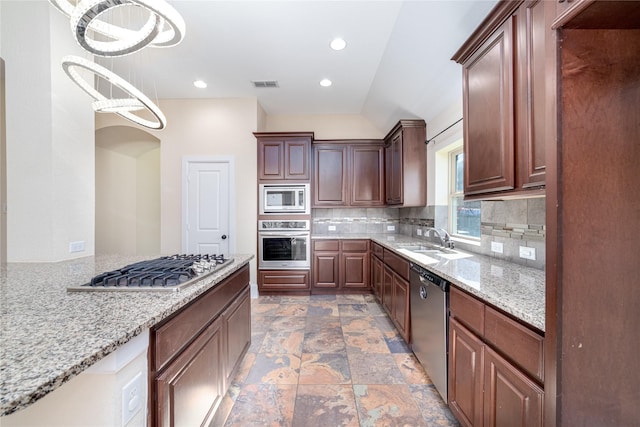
95,0,498,131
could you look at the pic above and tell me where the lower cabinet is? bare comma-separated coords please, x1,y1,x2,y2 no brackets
258,269,310,292
312,239,369,292
150,265,251,427
371,252,384,301
449,287,544,427
375,247,410,342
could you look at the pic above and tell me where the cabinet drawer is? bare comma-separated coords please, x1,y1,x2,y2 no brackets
153,266,249,372
313,239,339,251
341,240,369,252
259,270,310,290
450,287,485,336
383,249,409,281
372,242,384,259
484,306,544,382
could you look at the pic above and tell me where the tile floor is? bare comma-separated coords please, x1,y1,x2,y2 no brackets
219,294,460,427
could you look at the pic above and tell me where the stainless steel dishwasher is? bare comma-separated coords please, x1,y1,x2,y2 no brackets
410,262,450,402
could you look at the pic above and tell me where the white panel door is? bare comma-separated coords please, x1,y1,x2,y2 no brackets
184,160,230,255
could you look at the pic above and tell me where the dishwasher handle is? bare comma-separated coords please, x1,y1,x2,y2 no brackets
419,282,428,299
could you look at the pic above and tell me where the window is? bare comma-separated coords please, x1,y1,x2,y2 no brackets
449,149,480,239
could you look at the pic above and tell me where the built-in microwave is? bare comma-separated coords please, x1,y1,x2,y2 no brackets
259,183,310,214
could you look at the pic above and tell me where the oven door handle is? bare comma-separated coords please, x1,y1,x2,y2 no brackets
258,231,310,237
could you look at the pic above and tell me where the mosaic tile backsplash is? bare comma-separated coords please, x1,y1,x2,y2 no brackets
312,198,546,270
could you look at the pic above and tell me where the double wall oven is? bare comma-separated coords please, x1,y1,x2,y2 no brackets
258,220,310,270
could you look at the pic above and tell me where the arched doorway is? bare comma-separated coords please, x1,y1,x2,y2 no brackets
95,125,160,255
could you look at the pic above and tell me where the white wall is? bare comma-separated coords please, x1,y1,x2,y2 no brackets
265,113,384,139
2,1,95,262
96,98,260,283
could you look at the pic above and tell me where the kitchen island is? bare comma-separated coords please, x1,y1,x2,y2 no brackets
0,254,253,422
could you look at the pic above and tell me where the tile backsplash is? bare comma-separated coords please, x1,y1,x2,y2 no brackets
312,208,400,235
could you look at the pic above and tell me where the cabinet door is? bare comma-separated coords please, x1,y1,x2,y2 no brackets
313,145,348,206
382,266,394,314
258,140,284,180
516,0,547,188
484,346,544,427
313,252,340,288
385,131,403,205
449,317,484,427
155,317,225,427
223,288,251,386
462,16,515,195
341,252,369,289
284,139,310,180
351,145,385,206
392,273,410,341
372,256,384,300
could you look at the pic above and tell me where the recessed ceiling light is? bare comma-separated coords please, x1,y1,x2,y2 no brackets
320,79,332,87
193,80,207,89
330,38,347,51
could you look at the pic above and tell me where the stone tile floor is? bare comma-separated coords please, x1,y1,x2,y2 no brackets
220,294,460,427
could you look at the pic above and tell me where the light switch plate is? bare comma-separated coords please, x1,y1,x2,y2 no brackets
491,241,504,254
328,225,336,231
519,246,536,260
416,229,422,236
69,241,85,253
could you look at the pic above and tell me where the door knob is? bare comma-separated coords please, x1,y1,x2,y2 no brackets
221,235,227,240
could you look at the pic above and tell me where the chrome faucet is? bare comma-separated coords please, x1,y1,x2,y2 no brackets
425,227,455,249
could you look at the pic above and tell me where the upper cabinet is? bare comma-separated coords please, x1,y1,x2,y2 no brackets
452,0,550,198
383,120,427,207
255,132,313,182
313,140,385,208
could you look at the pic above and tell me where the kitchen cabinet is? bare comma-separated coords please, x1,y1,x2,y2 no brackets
452,0,550,198
448,286,544,427
383,120,426,207
255,132,313,182
380,248,411,342
258,270,311,292
312,141,385,207
150,265,251,427
371,242,384,300
311,239,370,292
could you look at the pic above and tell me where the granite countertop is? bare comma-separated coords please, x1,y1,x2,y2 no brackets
313,234,545,333
0,254,253,416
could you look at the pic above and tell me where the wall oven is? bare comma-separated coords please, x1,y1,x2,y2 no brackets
259,183,310,214
258,220,310,269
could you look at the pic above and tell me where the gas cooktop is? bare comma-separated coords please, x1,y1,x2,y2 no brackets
67,254,234,292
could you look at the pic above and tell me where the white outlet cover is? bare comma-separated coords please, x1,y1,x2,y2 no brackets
328,225,336,231
519,246,536,260
491,241,504,253
122,372,143,425
416,229,422,236
387,225,395,231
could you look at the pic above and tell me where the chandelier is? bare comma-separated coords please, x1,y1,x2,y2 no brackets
49,0,185,130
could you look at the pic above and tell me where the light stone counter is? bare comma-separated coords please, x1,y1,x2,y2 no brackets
313,234,545,332
0,254,253,416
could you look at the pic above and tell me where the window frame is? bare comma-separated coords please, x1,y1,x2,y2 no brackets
448,148,480,241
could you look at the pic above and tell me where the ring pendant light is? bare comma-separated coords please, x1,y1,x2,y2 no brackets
62,55,166,130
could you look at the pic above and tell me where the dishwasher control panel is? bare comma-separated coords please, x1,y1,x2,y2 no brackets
410,263,450,291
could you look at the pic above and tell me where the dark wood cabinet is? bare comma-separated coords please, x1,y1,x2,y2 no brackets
371,243,384,300
449,286,544,427
313,144,348,206
150,265,251,427
383,120,426,207
312,239,370,292
313,141,385,207
255,132,312,182
453,1,549,198
449,317,484,427
379,248,411,342
350,144,385,206
484,346,544,427
258,270,311,292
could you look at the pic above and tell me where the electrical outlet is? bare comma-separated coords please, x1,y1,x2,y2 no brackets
69,241,85,253
328,225,336,231
519,246,536,260
491,241,503,254
122,372,142,425
416,229,422,236
387,225,395,231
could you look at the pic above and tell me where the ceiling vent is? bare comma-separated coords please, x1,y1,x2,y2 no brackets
252,80,279,88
